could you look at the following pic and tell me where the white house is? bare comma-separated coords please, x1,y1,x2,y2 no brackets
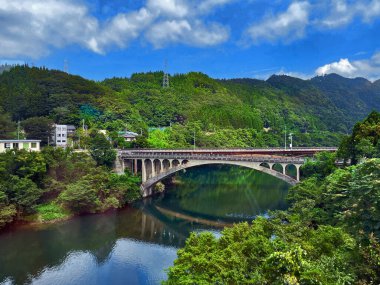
53,124,68,147
0,140,41,153
52,124,76,147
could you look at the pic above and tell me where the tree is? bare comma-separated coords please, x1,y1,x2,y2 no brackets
4,175,43,213
338,111,380,163
322,159,380,236
301,151,337,180
59,179,100,213
22,116,54,146
88,133,116,168
164,218,356,284
0,190,16,228
0,112,16,139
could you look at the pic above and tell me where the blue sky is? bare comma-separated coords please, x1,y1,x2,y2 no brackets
1,0,380,80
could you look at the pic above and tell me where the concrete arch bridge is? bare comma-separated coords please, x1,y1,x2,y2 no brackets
116,148,337,197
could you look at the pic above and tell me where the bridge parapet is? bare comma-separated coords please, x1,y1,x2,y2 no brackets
120,153,304,165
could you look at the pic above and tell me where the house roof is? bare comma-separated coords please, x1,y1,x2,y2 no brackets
119,131,139,137
0,140,41,143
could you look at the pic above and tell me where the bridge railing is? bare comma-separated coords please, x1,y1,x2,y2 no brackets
120,146,338,152
119,147,337,153
120,153,305,164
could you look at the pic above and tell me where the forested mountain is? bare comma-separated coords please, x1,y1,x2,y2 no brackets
0,65,379,147
310,73,380,127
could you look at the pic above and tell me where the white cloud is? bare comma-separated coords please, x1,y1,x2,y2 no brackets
243,0,380,45
146,0,189,17
89,8,155,54
0,0,231,59
315,52,380,80
246,1,310,44
146,20,229,47
319,0,380,28
198,0,234,13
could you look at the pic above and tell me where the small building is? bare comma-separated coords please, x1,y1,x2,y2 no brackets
0,140,41,153
53,124,68,147
67,125,76,136
119,131,139,142
52,124,76,147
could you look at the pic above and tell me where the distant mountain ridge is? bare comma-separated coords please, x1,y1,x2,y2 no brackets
0,66,379,144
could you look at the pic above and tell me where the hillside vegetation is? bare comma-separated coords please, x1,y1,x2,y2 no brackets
0,66,379,147
164,111,380,285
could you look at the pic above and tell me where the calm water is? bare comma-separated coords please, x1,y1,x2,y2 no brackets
0,165,289,285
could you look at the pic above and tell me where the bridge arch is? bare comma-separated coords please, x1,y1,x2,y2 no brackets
259,162,270,169
162,159,170,171
172,159,180,167
153,159,162,175
141,160,299,197
272,163,284,174
144,159,153,179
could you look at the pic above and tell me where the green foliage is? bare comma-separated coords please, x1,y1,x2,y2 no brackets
59,179,101,213
22,116,54,145
89,133,116,167
164,218,356,285
35,202,70,221
301,151,337,180
338,111,380,163
0,148,140,229
0,190,17,228
59,169,141,213
0,112,16,139
324,159,380,235
3,175,43,213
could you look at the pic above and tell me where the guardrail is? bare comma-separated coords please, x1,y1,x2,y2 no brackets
120,153,305,164
119,147,337,153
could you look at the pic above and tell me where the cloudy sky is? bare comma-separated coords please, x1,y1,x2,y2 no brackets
1,0,380,80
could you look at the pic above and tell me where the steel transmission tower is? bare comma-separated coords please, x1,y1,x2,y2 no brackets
162,60,169,88
64,59,69,74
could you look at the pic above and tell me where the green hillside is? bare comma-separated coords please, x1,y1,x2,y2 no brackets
0,66,379,148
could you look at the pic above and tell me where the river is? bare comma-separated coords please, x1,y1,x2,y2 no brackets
0,165,290,285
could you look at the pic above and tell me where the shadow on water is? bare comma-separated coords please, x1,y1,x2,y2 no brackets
0,165,289,285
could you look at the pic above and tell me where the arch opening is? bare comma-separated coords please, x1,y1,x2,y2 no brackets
172,159,180,168
162,159,170,171
260,162,270,169
272,163,283,174
153,159,162,175
285,164,297,179
144,159,153,179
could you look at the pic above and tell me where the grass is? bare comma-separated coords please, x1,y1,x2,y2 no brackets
35,202,71,222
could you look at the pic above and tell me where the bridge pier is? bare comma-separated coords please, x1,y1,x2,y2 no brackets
296,165,301,181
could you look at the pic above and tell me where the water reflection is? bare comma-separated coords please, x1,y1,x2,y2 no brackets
0,165,289,285
155,164,289,222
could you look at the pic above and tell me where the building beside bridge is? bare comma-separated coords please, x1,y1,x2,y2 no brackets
0,139,41,153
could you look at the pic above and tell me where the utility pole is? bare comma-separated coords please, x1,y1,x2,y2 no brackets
289,133,293,149
193,130,196,150
284,125,287,151
17,121,20,140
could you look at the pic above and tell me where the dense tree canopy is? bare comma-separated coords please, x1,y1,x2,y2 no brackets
0,148,140,229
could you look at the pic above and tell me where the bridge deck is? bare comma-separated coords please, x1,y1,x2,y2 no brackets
119,147,337,157
120,153,305,164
